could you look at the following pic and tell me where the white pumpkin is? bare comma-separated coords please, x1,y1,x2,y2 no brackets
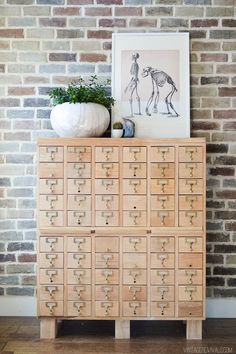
50,102,110,138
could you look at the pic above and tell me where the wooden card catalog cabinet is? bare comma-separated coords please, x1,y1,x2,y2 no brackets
37,138,206,340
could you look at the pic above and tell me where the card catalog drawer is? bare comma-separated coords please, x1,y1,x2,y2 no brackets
123,163,146,178
123,253,146,269
39,146,63,162
151,163,175,178
67,236,91,252
95,179,119,194
179,237,203,253
68,179,91,194
95,285,119,301
151,301,174,317
68,211,91,227
67,163,91,178
123,195,146,211
122,301,146,317
179,146,203,162
39,301,63,316
179,195,203,211
39,179,63,195
151,253,175,269
151,146,175,162
150,237,175,253
123,147,146,162
122,286,147,301
67,253,91,269
123,211,146,227
95,237,119,253
39,163,63,179
179,163,203,179
123,269,146,285
95,195,119,211
95,163,119,179
123,179,146,195
67,285,91,301
179,285,203,301
151,286,174,301
39,253,63,269
67,195,91,211
39,195,64,210
67,301,91,317
178,269,203,285
39,211,64,227
179,179,203,195
151,179,175,194
39,285,63,301
95,269,119,285
150,269,174,285
39,269,63,285
151,211,175,227
67,269,91,285
178,302,203,317
179,253,203,269
123,237,147,253
95,253,119,269
95,146,119,162
179,211,203,228
95,301,119,317
95,211,119,227
151,195,175,210
40,236,63,253
67,146,91,162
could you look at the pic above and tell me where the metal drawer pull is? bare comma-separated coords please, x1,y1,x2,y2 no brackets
185,237,197,251
101,211,113,225
185,147,197,161
158,180,168,193
73,211,85,225
73,286,85,299
129,147,141,161
101,301,112,316
129,163,141,177
158,254,168,266
102,254,113,267
46,179,58,193
158,302,168,315
74,179,86,193
46,270,57,283
46,301,57,315
129,237,141,251
74,163,85,177
46,211,58,225
74,301,85,315
45,286,58,298
186,163,197,177
130,179,141,193
158,211,169,226
102,179,113,191
46,147,58,161
129,211,141,225
186,196,197,209
185,286,197,300
45,237,58,251
74,196,86,206
101,195,113,209
158,286,169,300
46,254,57,267
186,212,197,225
74,270,85,283
186,179,197,193
46,195,58,209
158,270,169,284
185,270,197,284
103,270,113,283
157,147,169,161
129,286,141,300
74,238,85,251
157,196,168,209
102,163,113,177
102,286,112,300
73,254,85,267
69,147,87,161
160,238,168,251
129,270,141,284
129,302,141,315
102,147,113,161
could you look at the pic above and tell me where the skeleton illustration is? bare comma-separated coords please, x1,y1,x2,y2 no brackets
124,53,141,117
142,67,179,117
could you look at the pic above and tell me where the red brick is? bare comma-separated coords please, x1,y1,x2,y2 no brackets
201,53,228,62
189,30,206,39
225,223,236,231
192,121,220,130
53,7,81,16
103,41,112,50
115,7,142,16
213,110,236,119
222,19,236,27
210,168,234,176
80,53,107,62
216,190,236,199
8,87,35,96
191,19,218,28
0,98,20,107
39,18,66,27
99,19,126,27
219,87,236,97
0,29,24,38
18,254,37,263
129,19,157,27
67,0,93,3
49,53,76,61
85,7,112,16
97,0,122,4
88,30,112,39
223,122,236,131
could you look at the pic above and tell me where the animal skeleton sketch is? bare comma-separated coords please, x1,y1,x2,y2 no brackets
124,53,141,117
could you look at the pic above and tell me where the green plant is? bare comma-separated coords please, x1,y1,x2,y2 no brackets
49,75,115,110
113,121,123,130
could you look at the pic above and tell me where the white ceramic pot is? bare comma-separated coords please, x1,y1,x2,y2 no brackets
50,102,110,138
112,129,123,138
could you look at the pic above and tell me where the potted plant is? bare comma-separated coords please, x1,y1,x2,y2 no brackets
49,75,115,137
112,121,123,138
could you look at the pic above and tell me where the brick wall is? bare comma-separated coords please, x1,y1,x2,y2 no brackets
0,0,236,299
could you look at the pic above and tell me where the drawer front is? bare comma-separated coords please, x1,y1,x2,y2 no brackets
179,195,203,211
150,269,174,285
95,195,119,211
179,237,203,253
151,253,175,269
122,286,147,301
123,269,146,285
151,179,175,194
123,211,146,227
67,195,91,211
123,253,147,269
39,269,63,285
68,211,91,227
67,236,91,253
95,211,119,227
38,285,63,301
39,253,63,269
95,285,119,301
151,163,175,178
179,179,203,194
67,146,91,162
151,286,174,301
95,269,119,285
179,146,203,162
123,237,147,253
95,253,119,269
123,195,146,211
123,163,146,178
95,179,119,194
179,253,203,269
67,269,91,285
39,211,64,227
123,179,146,195
67,285,91,301
95,147,119,162
40,236,63,253
178,269,203,285
67,163,91,178
151,211,175,227
179,163,203,179
39,179,63,195
39,301,63,316
179,211,203,228
67,253,92,269
151,146,175,162
151,301,175,317
123,147,146,162
39,163,63,179
39,195,64,210
178,285,203,301
39,146,63,162
151,195,175,210
122,301,146,317
67,301,91,317
95,237,119,253
68,179,91,194
95,301,119,317
150,237,175,253
178,301,203,317
95,163,119,179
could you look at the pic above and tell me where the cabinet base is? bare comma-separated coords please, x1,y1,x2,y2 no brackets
40,318,57,339
186,320,202,340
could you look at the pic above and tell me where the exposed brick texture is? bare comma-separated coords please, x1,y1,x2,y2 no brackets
0,0,236,299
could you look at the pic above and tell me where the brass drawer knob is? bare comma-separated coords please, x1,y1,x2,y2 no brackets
102,286,112,300
129,301,141,315
129,286,141,300
74,301,85,315
46,254,57,267
46,301,57,315
74,237,86,251
101,301,112,316
45,286,58,298
45,237,58,251
73,286,85,299
129,270,141,284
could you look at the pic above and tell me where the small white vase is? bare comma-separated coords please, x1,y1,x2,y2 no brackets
112,129,123,138
50,102,110,138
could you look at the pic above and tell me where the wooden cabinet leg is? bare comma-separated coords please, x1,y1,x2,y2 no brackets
115,320,130,339
40,318,57,339
186,320,202,340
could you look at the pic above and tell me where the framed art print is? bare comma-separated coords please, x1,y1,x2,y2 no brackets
112,33,190,138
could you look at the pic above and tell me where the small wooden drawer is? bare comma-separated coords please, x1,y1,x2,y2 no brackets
151,286,174,301
179,237,203,253
67,301,91,317
95,301,119,317
123,211,146,227
67,195,91,211
151,211,175,227
95,195,119,211
95,237,119,253
151,253,175,269
179,163,203,179
179,195,203,211
151,146,175,162
95,285,119,301
123,195,146,211
67,253,91,269
95,179,119,194
39,301,63,316
179,285,203,301
179,179,203,195
123,253,146,269
178,269,203,285
39,163,63,179
151,179,175,194
123,147,146,162
68,211,91,227
179,211,203,228
95,211,119,227
39,253,63,269
39,195,64,210
122,286,147,301
40,236,63,253
95,253,119,269
95,163,119,179
151,301,174,317
39,211,64,227
151,237,175,253
39,146,63,162
67,146,91,162
68,179,91,194
38,285,63,301
122,301,146,317
67,236,91,253
123,163,146,178
123,269,146,285
39,179,63,195
95,146,119,162
67,285,91,301
39,269,63,285
123,179,146,195
67,163,91,178
123,237,146,253
95,269,119,285
151,163,175,178
179,146,203,162
178,301,203,317
150,269,174,285
151,195,174,210
179,253,203,269
67,269,91,285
